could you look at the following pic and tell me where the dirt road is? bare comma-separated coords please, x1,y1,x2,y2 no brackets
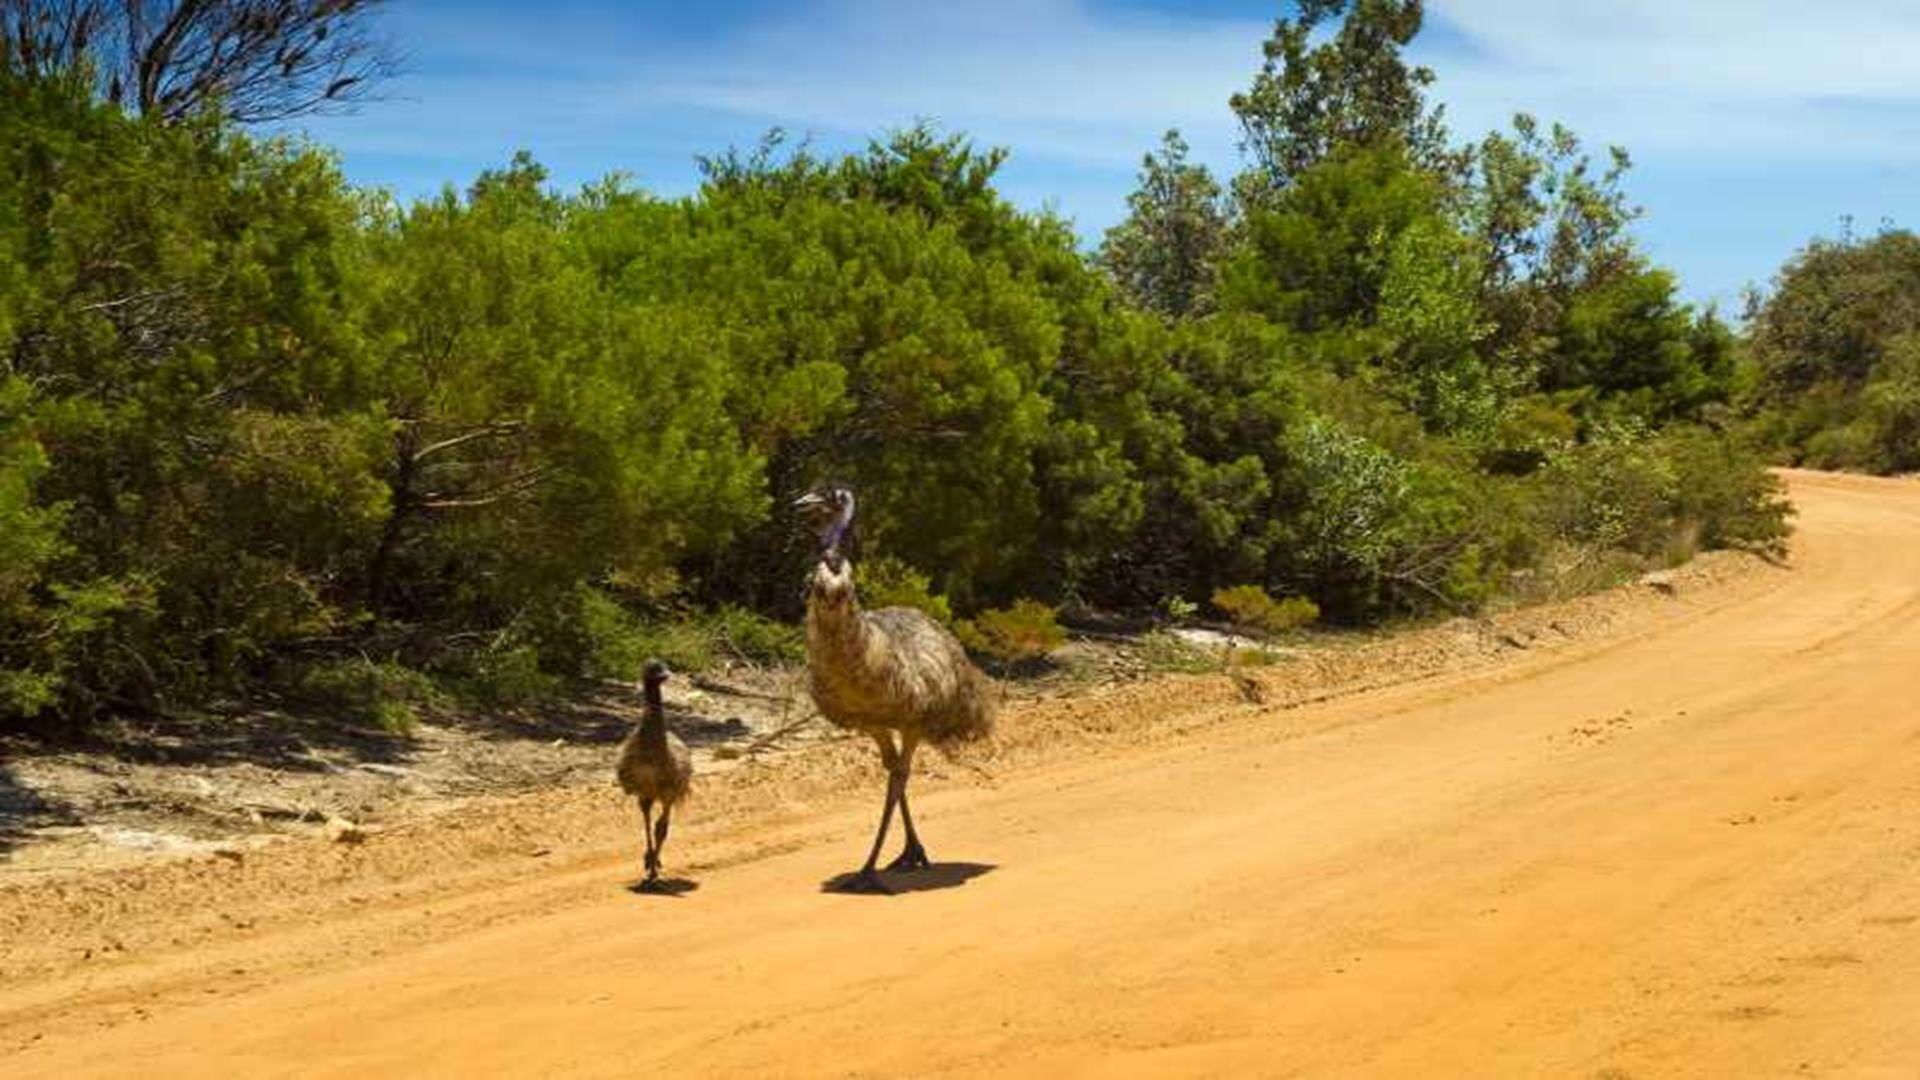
6,469,1920,1077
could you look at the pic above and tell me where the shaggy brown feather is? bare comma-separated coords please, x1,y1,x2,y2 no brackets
616,726,692,808
804,559,997,749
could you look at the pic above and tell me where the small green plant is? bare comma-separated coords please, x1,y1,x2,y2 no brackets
955,598,1065,662
1210,584,1320,637
858,555,955,627
1160,594,1199,622
297,658,443,734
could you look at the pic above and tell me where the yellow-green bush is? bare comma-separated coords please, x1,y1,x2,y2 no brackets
1210,584,1320,636
956,599,1065,662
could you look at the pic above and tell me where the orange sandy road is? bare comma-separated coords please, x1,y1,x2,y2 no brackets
9,470,1920,1077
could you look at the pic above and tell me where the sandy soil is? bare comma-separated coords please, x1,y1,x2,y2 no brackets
6,469,1918,1077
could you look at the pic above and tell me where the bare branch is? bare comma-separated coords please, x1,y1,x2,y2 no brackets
411,422,527,463
418,468,551,511
2,0,398,125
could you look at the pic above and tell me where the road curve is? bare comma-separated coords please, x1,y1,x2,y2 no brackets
9,470,1920,1077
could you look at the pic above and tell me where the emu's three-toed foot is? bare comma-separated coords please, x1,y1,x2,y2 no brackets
885,843,933,872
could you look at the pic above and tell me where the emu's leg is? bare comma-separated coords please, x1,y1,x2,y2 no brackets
847,733,903,893
653,805,673,880
639,799,658,888
886,732,932,872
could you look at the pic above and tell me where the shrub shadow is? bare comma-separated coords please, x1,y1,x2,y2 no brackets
0,757,74,858
7,709,416,776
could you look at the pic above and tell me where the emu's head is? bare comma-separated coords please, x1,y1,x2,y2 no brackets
793,485,856,572
642,658,671,687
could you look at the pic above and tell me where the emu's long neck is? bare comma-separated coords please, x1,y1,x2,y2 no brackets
804,558,868,656
640,681,668,748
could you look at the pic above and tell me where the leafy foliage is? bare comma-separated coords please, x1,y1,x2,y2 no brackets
1745,229,1920,473
1099,130,1229,319
0,8,1790,728
1230,0,1456,193
298,657,443,734
858,555,956,628
957,600,1066,663
1210,585,1320,637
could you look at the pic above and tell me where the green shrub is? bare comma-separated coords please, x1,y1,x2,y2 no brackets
1801,420,1877,471
298,659,444,734
1861,333,1920,472
626,620,716,674
1533,424,1679,557
547,587,651,681
531,586,799,676
445,646,564,709
703,606,806,666
579,595,806,672
1210,584,1320,636
956,599,1065,662
1657,426,1793,557
858,555,955,627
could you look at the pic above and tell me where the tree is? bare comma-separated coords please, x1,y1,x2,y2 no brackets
1549,267,1734,420
0,70,383,718
1099,130,1229,319
1,0,395,123
1229,0,1456,197
1468,114,1640,372
1219,142,1446,334
1748,229,1920,396
1744,229,1920,471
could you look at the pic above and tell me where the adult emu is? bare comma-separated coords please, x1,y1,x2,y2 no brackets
615,659,692,891
795,485,996,893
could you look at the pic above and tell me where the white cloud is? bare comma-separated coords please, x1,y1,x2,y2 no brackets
1436,1,1920,99
625,0,1263,168
1423,1,1920,161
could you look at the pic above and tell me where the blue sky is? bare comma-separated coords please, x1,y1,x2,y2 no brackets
295,1,1920,312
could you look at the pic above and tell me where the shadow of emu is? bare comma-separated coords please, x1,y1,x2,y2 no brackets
627,877,701,898
820,862,996,896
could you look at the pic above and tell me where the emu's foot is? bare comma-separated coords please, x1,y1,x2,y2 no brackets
636,875,663,893
839,867,894,895
886,844,933,872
